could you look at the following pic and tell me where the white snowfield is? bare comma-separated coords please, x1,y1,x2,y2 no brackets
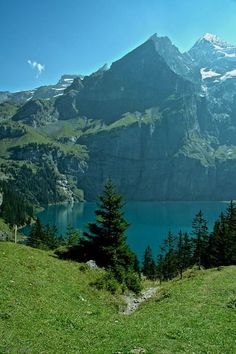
200,68,221,80
220,69,236,81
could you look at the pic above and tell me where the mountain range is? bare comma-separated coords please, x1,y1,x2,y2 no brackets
1,33,236,204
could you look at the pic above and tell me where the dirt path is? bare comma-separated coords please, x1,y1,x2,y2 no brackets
121,287,159,315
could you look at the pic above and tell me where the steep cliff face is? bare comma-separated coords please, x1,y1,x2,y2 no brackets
78,95,213,200
79,120,236,201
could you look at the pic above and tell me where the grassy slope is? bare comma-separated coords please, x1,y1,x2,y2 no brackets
0,122,88,160
0,243,235,354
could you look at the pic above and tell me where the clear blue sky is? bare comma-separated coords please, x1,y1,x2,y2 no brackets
1,0,236,92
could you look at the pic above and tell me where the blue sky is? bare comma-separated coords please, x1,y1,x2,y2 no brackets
1,0,236,92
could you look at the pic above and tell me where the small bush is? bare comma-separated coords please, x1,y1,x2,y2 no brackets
90,272,120,294
125,272,142,294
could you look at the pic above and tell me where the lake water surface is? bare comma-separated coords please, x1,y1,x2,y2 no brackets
30,201,228,259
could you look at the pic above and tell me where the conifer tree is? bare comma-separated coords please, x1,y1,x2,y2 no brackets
161,231,178,280
209,213,229,266
83,179,137,276
27,218,45,249
225,200,236,264
156,254,164,283
176,231,192,278
66,224,80,246
192,210,209,269
44,224,59,250
142,245,156,280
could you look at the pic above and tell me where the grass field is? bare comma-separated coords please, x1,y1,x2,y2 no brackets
0,242,235,354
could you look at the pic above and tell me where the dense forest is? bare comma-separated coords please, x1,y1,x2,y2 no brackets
0,182,34,226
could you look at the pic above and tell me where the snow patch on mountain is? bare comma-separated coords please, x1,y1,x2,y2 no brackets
201,33,235,49
200,68,221,80
221,69,236,81
224,53,236,58
203,33,219,42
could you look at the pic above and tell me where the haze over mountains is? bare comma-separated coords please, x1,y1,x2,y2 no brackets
1,33,236,203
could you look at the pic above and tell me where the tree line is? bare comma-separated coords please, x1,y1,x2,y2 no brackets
25,180,236,293
142,204,236,281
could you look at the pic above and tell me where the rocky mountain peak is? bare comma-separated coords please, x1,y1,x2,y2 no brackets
147,33,196,81
201,33,235,49
190,33,236,56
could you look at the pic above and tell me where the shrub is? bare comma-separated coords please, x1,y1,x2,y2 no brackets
125,272,142,294
91,272,120,294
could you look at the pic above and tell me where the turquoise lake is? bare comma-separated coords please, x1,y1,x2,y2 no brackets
27,201,228,260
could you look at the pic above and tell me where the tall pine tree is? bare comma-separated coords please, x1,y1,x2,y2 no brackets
27,218,45,249
142,245,156,280
176,231,192,278
83,179,137,276
160,231,178,280
225,200,236,264
192,210,209,269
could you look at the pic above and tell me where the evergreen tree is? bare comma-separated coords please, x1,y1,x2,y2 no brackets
0,182,33,226
142,245,156,280
176,231,192,278
83,179,138,284
27,218,45,249
209,213,229,267
156,254,164,283
224,200,236,264
44,224,59,250
160,231,178,280
66,224,80,246
209,201,236,266
27,219,62,250
192,210,209,269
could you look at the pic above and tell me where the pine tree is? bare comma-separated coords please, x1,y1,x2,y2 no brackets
225,200,236,264
27,219,61,250
142,245,156,280
192,210,209,269
209,213,228,266
156,254,164,283
161,231,178,280
66,224,80,246
83,179,136,276
27,218,45,248
44,224,59,250
176,231,192,278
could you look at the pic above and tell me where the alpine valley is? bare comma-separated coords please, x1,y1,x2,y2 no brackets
1,33,236,207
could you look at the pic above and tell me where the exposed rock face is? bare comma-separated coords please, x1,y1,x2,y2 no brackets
76,38,194,123
79,122,236,201
10,143,87,177
54,91,79,120
12,99,58,126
